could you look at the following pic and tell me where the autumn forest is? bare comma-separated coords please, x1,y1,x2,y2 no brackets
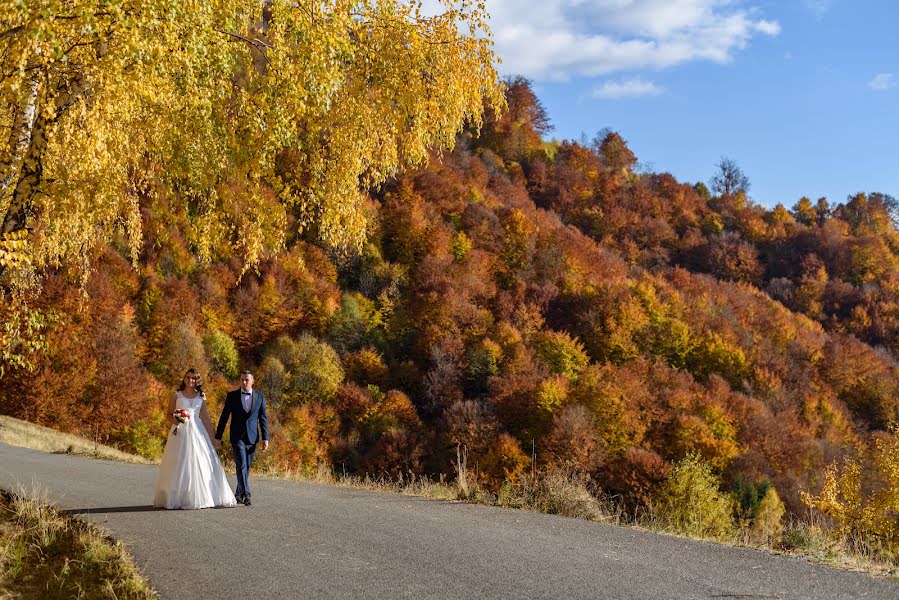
1,0,898,563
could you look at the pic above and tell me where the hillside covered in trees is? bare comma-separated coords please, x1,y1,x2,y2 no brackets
3,76,899,551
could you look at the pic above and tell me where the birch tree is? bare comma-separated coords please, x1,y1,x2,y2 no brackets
0,0,503,270
0,0,503,371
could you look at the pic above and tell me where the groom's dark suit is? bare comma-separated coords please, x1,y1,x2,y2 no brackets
215,388,269,501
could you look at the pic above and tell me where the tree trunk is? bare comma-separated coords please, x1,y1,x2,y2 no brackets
261,0,272,31
0,75,40,228
3,113,48,234
2,73,86,235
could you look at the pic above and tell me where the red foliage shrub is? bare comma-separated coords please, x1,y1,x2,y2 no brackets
543,405,603,474
600,447,671,510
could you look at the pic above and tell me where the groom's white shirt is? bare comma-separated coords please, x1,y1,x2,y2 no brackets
241,389,253,412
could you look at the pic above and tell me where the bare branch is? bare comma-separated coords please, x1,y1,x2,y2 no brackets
0,25,25,44
214,28,272,49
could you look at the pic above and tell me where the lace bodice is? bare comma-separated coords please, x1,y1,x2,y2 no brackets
175,390,204,416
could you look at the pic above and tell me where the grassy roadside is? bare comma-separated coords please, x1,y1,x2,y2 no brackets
0,487,155,599
0,416,152,464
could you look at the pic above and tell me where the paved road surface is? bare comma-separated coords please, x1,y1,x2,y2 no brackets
2,444,897,599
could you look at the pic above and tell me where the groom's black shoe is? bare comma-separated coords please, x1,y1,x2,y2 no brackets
235,494,246,504
242,496,251,506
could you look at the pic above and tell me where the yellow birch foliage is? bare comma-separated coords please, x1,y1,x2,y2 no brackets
802,425,899,554
0,0,503,271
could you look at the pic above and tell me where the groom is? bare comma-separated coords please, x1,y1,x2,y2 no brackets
214,370,269,506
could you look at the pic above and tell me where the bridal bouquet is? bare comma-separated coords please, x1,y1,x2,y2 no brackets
172,408,190,435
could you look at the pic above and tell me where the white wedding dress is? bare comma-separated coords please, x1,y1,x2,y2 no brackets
154,391,237,509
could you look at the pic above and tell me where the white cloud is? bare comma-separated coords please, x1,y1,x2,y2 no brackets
447,0,781,81
754,20,781,36
593,77,663,99
869,73,896,91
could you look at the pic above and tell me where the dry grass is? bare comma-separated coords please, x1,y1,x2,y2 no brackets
0,416,151,464
496,472,624,524
777,514,898,578
258,461,460,501
261,459,624,524
0,485,155,599
629,504,898,579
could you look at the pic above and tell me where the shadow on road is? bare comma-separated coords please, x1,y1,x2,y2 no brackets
63,505,159,515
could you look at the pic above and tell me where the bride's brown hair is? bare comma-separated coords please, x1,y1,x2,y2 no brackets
177,368,199,391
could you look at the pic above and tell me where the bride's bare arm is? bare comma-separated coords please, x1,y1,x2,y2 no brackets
168,392,178,425
200,400,214,436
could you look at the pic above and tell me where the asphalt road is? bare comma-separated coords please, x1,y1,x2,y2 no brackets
2,443,897,599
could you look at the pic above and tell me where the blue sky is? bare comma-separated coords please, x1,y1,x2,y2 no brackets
480,0,898,208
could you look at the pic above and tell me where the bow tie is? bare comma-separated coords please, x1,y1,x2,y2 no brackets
241,391,252,395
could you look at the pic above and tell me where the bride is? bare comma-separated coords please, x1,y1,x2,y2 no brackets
154,369,237,509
